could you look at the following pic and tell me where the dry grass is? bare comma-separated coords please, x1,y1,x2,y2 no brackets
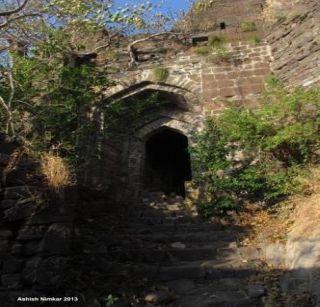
238,166,320,246
40,152,71,190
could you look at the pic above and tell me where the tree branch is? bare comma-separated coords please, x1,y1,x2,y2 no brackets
0,13,40,29
0,0,29,17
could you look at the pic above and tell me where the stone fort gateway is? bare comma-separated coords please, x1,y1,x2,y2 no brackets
82,0,319,203
1,0,320,306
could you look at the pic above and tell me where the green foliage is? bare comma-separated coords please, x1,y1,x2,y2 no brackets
191,84,320,217
240,21,257,32
104,294,119,306
195,35,230,62
277,15,287,23
1,31,110,166
248,35,261,45
195,46,211,55
208,35,227,49
151,67,169,83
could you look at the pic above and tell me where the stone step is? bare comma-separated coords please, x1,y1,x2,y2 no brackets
106,246,227,263
106,259,257,282
122,223,224,233
106,231,238,245
176,291,252,307
136,215,198,225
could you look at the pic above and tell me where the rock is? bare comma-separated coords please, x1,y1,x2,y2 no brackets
264,243,285,267
1,274,22,289
11,243,23,255
35,257,68,288
167,279,195,294
0,199,17,209
4,202,34,221
22,257,42,285
2,259,24,274
17,226,47,241
11,241,40,256
0,240,9,256
137,228,152,235
0,230,13,239
171,242,186,249
238,246,261,260
4,186,34,200
144,291,174,304
40,223,72,255
247,284,267,298
167,204,180,212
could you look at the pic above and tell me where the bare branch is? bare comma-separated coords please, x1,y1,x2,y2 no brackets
0,13,40,29
0,0,29,17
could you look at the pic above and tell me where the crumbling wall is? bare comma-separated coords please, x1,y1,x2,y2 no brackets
267,0,320,87
0,135,76,306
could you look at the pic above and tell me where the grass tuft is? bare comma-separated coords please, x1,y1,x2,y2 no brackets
40,152,71,190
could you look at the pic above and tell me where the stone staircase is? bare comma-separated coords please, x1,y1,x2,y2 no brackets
72,192,266,306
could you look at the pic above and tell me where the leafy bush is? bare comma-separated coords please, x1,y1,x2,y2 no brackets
240,21,257,32
191,81,320,217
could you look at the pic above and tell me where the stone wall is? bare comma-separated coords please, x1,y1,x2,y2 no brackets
0,185,76,306
107,42,272,115
176,0,265,35
267,0,320,87
0,135,76,306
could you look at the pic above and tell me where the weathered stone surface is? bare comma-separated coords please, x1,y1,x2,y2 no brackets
17,226,47,241
247,284,267,298
4,202,34,221
264,243,286,267
1,274,22,289
0,240,9,257
0,199,17,209
2,259,24,274
0,230,13,239
267,2,320,88
40,223,72,255
167,279,196,294
22,257,42,285
4,186,34,200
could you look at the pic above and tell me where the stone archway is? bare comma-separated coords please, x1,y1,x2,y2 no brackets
125,115,200,201
99,82,204,202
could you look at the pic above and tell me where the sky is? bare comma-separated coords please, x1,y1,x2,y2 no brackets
114,0,192,15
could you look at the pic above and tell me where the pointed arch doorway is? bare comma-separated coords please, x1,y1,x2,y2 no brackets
144,127,192,197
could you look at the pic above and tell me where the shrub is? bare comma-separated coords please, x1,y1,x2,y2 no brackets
208,48,232,63
208,35,227,49
195,35,230,62
151,67,169,83
40,152,71,190
240,21,257,32
191,83,320,217
195,46,211,55
249,35,261,45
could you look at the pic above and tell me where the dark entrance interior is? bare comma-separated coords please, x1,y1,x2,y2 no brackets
145,128,192,197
